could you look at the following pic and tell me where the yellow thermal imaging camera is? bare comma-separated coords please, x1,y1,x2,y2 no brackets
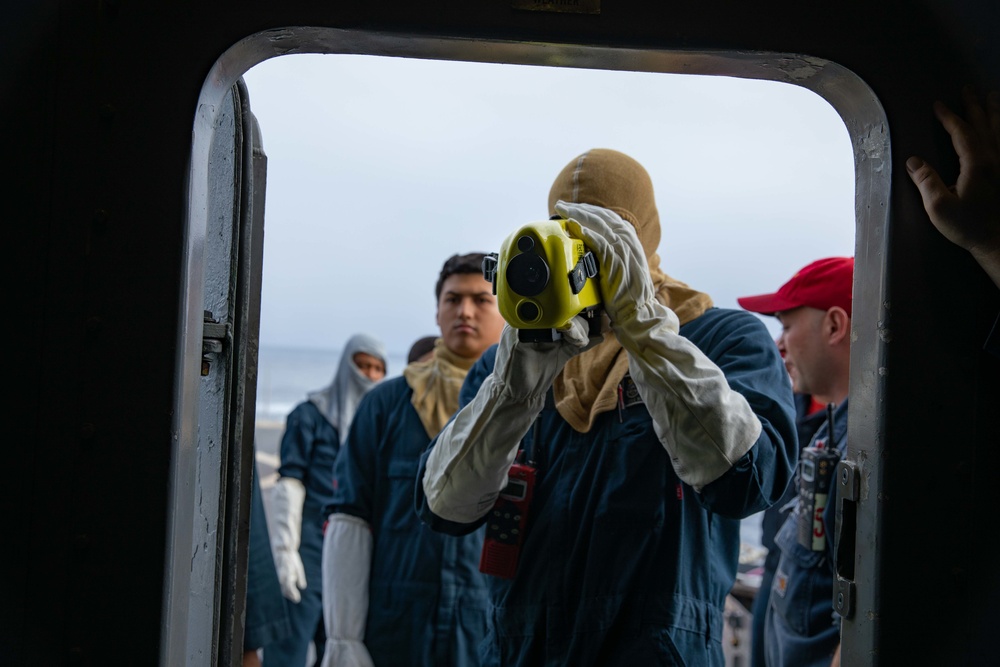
482,217,602,342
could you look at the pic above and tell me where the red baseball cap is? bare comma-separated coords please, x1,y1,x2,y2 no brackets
737,257,854,317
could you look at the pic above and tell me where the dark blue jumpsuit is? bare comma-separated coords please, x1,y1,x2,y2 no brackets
327,376,490,667
764,398,848,667
245,460,292,652
750,393,823,667
265,401,339,667
416,307,798,666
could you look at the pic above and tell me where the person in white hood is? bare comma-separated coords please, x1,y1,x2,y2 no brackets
264,334,386,667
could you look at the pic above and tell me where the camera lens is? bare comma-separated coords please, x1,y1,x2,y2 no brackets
517,301,540,322
517,235,535,252
506,252,550,296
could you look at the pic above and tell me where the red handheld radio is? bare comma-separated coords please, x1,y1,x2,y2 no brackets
479,461,537,579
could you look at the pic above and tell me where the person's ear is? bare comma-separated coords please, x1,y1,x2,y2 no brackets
826,307,851,345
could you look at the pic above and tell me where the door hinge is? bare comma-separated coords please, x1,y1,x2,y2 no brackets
202,310,231,376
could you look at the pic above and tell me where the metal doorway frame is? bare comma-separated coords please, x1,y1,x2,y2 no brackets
171,28,889,665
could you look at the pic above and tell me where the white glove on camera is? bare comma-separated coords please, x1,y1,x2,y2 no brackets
320,513,374,667
557,200,656,329
558,200,763,491
269,475,307,603
422,317,596,524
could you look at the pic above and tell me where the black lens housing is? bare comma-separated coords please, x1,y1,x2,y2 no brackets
505,245,550,297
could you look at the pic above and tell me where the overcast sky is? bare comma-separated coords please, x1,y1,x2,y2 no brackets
242,53,856,358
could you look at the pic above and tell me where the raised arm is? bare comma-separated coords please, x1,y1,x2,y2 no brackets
906,88,1000,289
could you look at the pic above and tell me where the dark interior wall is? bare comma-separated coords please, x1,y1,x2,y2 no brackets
3,1,998,664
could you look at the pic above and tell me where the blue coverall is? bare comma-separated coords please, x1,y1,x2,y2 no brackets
328,376,490,667
750,393,824,667
764,398,849,667
265,401,339,666
245,460,292,652
416,307,798,666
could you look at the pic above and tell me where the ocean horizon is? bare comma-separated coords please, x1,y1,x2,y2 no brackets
255,343,409,424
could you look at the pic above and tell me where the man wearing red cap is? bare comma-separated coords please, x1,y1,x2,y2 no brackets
737,256,853,667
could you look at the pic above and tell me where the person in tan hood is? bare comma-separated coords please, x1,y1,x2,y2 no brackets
416,148,798,666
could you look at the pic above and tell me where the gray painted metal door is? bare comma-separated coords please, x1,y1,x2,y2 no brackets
189,78,268,667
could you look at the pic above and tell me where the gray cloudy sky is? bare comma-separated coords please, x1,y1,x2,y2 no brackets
243,53,856,357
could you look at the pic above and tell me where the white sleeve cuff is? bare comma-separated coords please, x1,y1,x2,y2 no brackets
321,513,373,644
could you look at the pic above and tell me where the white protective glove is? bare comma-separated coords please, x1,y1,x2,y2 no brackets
558,200,763,491
422,317,597,524
320,513,374,667
269,475,307,603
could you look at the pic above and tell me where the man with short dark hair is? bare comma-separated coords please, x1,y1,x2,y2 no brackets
737,256,854,667
319,252,505,667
